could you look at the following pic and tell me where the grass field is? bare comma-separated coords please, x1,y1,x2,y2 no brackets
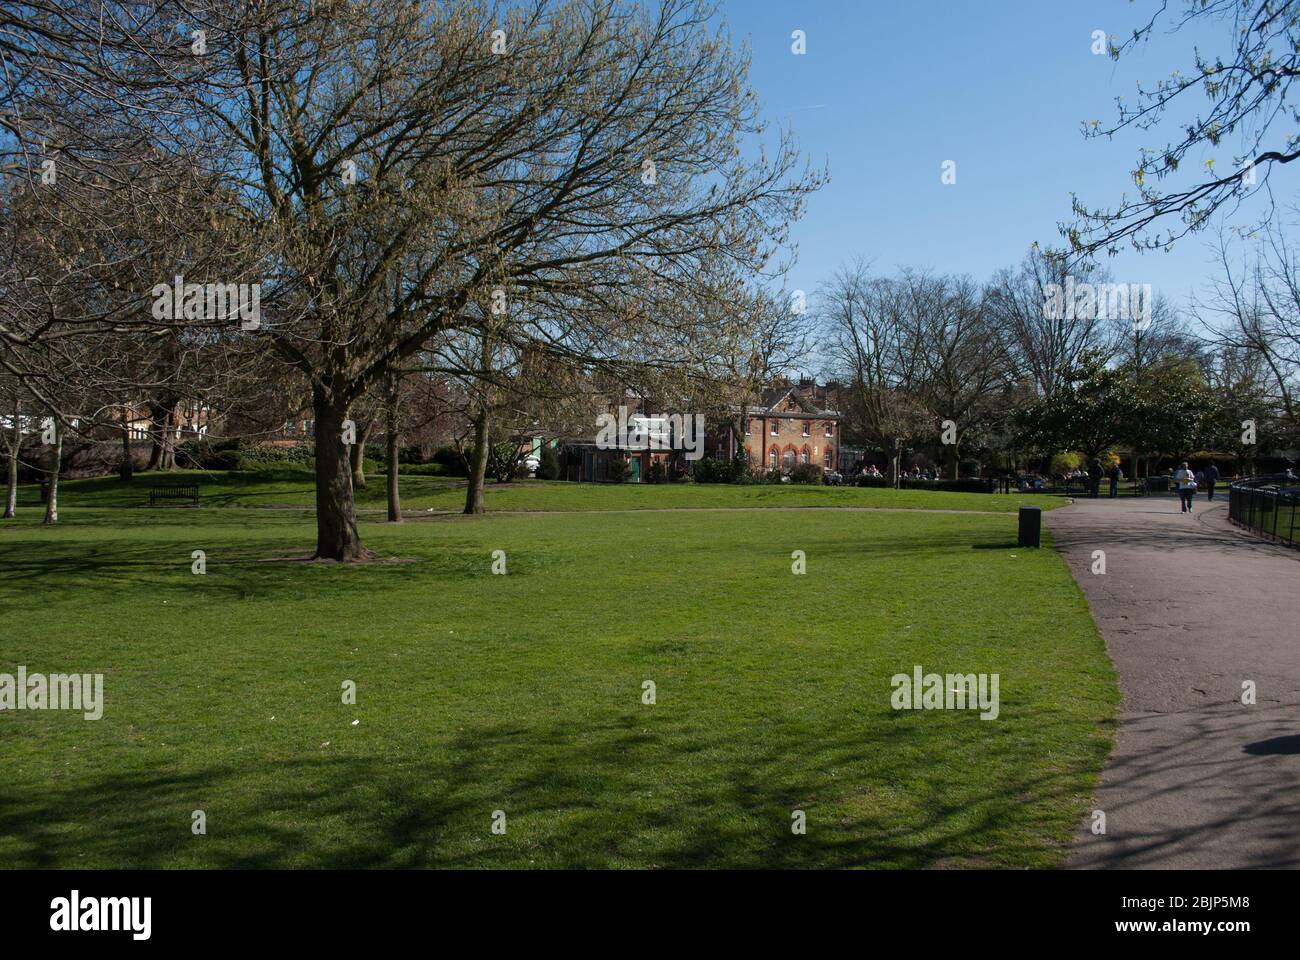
0,472,1115,868
28,468,1064,516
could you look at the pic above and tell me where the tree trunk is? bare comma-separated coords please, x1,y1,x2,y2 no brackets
945,442,959,480
43,418,62,525
350,420,372,489
146,415,162,470
464,408,490,515
3,445,16,519
120,403,134,481
147,401,176,470
4,395,19,518
385,375,401,523
312,389,369,561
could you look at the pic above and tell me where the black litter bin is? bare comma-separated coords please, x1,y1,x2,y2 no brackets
1018,505,1041,548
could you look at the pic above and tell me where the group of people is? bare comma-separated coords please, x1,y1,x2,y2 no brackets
852,463,945,481
848,457,1259,517
906,466,941,480
1079,458,1222,509
1065,459,1113,498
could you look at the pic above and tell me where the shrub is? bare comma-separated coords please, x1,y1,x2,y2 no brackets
788,463,822,484
176,437,243,471
690,457,732,483
212,448,245,471
399,462,446,476
1050,452,1083,476
537,443,560,480
608,459,631,483
244,461,314,477
899,477,995,493
761,468,785,484
645,461,667,484
431,445,468,477
241,442,314,469
487,441,526,482
693,454,751,483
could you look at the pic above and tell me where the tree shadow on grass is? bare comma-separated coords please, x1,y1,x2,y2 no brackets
0,710,1103,870
0,534,501,607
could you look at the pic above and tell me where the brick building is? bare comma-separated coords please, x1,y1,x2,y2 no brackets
717,382,841,474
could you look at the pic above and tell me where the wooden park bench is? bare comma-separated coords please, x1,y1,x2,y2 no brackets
148,480,200,507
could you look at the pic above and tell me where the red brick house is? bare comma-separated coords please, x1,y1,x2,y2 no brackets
715,382,841,474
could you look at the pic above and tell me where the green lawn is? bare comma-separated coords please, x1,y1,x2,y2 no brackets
0,473,1114,868
28,468,1063,516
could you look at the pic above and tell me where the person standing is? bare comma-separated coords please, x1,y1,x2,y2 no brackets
1088,458,1103,498
1204,462,1219,500
1108,461,1123,498
1173,461,1197,514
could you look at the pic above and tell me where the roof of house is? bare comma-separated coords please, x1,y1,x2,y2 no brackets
746,385,839,418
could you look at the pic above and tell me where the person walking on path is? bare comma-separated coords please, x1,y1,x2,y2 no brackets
1205,462,1220,501
1173,461,1198,514
1108,462,1123,498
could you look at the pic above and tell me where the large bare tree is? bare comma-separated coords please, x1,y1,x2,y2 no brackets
819,261,930,486
986,246,1114,399
149,0,821,559
909,271,1010,479
1195,219,1300,429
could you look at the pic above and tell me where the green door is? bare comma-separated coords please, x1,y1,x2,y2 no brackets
630,457,641,482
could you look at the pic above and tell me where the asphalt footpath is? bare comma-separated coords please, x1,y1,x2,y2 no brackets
1044,493,1300,869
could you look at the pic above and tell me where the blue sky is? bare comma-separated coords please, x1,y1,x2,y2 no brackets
722,0,1272,311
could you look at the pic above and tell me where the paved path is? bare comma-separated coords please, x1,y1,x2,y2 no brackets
1046,495,1300,869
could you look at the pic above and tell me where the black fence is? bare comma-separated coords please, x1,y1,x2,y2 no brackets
1228,475,1300,548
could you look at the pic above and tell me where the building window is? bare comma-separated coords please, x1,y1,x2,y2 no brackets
824,446,833,468
745,419,752,435
782,449,795,472
802,421,810,437
800,446,810,465
769,446,779,469
770,420,779,436
825,422,834,437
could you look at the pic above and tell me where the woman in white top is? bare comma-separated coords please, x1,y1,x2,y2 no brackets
1172,461,1197,514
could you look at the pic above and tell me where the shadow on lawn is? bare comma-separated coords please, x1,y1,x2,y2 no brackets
7,472,458,515
0,533,500,605
0,711,1097,869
